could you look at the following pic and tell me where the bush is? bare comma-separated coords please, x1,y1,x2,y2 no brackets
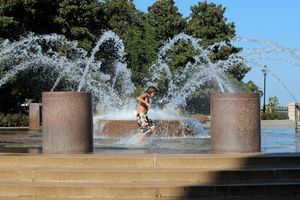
0,113,5,125
261,112,288,120
0,113,29,127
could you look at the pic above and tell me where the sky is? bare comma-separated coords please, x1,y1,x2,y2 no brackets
133,0,300,106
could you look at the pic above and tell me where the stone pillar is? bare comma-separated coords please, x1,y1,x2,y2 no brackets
42,92,93,153
296,103,300,133
288,103,296,121
29,103,42,130
211,92,261,153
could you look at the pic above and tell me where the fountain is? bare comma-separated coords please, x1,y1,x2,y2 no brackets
0,31,135,153
92,32,243,141
0,30,262,153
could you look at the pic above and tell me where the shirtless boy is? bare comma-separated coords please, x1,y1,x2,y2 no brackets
136,86,159,141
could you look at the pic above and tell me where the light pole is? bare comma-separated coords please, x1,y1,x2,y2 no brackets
262,65,267,113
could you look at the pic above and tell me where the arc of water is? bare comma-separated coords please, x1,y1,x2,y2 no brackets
77,31,126,91
268,70,298,102
245,58,298,102
151,33,243,105
0,33,84,87
235,36,300,69
0,55,65,88
0,31,135,110
234,35,300,102
0,62,35,87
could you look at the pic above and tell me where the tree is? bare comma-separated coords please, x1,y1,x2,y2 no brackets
126,23,157,88
54,0,107,50
103,0,143,44
0,0,60,39
146,0,186,46
261,96,281,120
186,1,235,47
245,80,259,92
186,1,250,80
266,96,279,114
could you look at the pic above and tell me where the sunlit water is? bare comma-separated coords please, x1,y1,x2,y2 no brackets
0,128,299,154
92,128,300,154
261,128,300,153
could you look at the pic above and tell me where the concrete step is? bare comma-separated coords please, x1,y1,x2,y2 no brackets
156,153,300,169
0,154,154,169
0,181,299,198
0,197,299,200
1,153,300,169
1,153,300,199
0,167,300,184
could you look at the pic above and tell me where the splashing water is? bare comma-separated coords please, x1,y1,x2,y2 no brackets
83,32,245,123
144,33,243,108
0,31,246,140
234,36,300,102
0,31,135,108
1,31,298,109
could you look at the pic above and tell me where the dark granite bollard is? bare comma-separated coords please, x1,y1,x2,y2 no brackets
29,103,42,130
42,92,93,153
211,92,261,153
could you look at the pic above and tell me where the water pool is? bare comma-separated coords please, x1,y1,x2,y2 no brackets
0,128,299,154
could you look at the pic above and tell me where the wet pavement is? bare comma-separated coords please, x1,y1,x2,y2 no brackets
0,120,299,154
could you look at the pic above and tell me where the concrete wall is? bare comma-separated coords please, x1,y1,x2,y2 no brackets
288,103,296,121
29,103,42,130
288,102,300,132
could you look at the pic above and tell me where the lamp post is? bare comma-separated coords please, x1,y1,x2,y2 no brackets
262,65,267,113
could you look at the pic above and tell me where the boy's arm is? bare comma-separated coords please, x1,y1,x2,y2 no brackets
137,93,150,107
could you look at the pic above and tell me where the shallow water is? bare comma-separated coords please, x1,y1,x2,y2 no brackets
261,128,300,153
93,128,300,154
0,128,299,154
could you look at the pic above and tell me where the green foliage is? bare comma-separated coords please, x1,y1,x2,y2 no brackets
0,16,18,38
186,1,235,47
0,113,29,127
261,96,288,120
126,23,157,85
103,0,143,43
54,0,106,50
240,80,260,92
146,0,186,45
185,1,250,81
261,112,279,120
261,112,288,120
225,60,250,81
0,0,60,39
266,96,279,113
166,41,198,75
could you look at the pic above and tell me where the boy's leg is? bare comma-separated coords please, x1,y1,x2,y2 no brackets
138,126,152,142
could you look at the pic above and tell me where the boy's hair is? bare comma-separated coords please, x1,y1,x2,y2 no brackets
146,86,159,94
